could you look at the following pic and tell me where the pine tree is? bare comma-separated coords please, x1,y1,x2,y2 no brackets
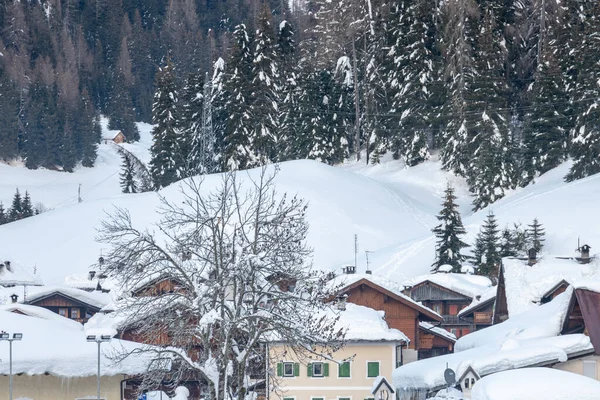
526,218,545,251
21,191,33,218
220,24,254,170
119,153,138,193
0,203,6,225
565,1,600,182
476,211,501,279
9,188,23,222
499,227,517,257
249,6,280,166
431,183,469,273
180,71,205,176
510,222,528,255
149,60,183,189
276,20,299,161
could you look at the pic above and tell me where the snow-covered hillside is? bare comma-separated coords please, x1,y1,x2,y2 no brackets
0,123,599,286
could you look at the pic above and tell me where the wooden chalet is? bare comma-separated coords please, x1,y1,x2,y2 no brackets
541,279,571,304
457,292,495,332
404,280,474,339
131,275,188,297
23,289,103,323
418,322,457,359
334,277,453,362
102,130,126,144
492,265,509,324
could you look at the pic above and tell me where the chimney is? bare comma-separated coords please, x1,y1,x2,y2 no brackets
580,244,592,264
88,270,96,280
336,294,348,311
528,248,538,266
10,294,18,303
343,266,356,275
476,295,481,301
4,261,11,272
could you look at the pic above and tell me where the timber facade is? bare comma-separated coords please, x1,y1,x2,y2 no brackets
24,291,100,323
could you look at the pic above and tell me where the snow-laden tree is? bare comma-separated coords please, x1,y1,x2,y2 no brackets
180,71,205,176
220,24,254,170
249,6,280,166
119,152,138,193
526,217,545,251
96,168,344,400
116,146,154,193
277,20,300,161
431,183,469,273
149,61,183,189
473,211,501,280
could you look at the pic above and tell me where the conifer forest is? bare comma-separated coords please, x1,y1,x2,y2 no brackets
1,0,600,210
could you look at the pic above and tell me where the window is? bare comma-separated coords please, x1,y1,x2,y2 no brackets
449,304,459,315
338,361,351,378
283,362,294,377
450,328,458,336
432,304,442,314
583,360,597,379
58,308,68,317
308,362,329,377
71,308,80,319
367,361,380,378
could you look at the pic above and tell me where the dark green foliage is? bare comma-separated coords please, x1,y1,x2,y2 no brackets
431,183,469,273
21,191,34,218
526,218,546,251
474,211,501,279
0,204,6,225
499,227,517,258
149,61,182,189
120,153,139,193
8,189,22,222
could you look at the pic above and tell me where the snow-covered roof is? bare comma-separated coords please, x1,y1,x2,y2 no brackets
21,286,111,309
419,321,456,343
0,260,42,287
266,303,409,344
471,368,600,400
458,288,496,317
403,273,492,299
455,289,573,352
0,303,83,330
102,129,124,140
329,273,442,320
502,256,600,317
393,334,593,393
0,310,158,377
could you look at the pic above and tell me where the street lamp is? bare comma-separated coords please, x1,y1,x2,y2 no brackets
0,332,23,400
87,334,112,400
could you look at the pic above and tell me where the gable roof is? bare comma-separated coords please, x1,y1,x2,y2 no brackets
372,376,395,395
335,277,443,322
23,286,110,310
102,130,124,140
572,286,600,353
419,321,456,343
458,365,480,382
0,303,83,330
541,279,571,301
403,273,492,299
458,288,496,318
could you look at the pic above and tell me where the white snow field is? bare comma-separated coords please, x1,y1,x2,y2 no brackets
471,368,600,400
0,122,599,286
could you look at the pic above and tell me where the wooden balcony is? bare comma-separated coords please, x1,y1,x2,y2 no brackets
442,315,468,325
474,312,493,324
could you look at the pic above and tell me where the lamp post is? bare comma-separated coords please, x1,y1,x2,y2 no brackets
0,332,23,400
87,334,112,400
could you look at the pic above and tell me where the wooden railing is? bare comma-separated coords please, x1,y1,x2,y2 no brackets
474,312,493,324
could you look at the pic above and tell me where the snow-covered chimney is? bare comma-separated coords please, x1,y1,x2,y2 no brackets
4,261,11,272
336,294,348,311
528,248,538,266
580,244,591,263
89,270,96,280
10,294,18,303
343,266,356,275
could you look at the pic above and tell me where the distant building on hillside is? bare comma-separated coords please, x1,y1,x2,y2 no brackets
103,130,126,144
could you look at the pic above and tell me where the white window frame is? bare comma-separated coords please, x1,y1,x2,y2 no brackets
338,360,352,379
283,361,295,377
366,360,381,379
337,396,352,400
312,361,324,377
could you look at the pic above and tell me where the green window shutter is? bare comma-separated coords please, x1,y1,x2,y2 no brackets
277,362,283,377
323,363,329,377
307,363,313,377
293,363,300,377
339,361,350,378
367,362,380,377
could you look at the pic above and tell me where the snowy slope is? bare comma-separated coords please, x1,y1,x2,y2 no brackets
1,126,600,287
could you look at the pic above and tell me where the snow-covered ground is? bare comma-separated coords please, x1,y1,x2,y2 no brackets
471,368,600,400
1,122,599,287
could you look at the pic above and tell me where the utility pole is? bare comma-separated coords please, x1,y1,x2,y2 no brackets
365,250,374,273
78,184,82,203
354,234,359,269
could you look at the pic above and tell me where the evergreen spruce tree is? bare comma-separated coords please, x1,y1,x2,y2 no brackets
119,153,138,193
510,222,528,255
565,1,600,182
108,72,140,142
9,188,23,222
21,191,34,218
276,20,299,161
431,183,469,273
180,71,205,176
526,218,546,251
249,6,280,166
0,203,6,225
500,227,517,257
476,211,501,279
149,60,182,189
220,24,254,170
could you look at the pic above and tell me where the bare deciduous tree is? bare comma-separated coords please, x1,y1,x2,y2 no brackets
96,168,344,399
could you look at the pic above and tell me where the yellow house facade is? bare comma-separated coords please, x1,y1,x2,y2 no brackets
266,304,409,400
0,374,126,400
